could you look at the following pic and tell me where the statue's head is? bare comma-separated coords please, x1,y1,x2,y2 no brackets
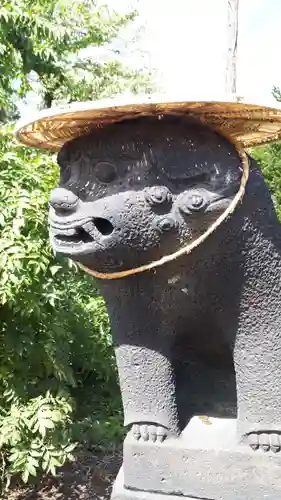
48,115,241,273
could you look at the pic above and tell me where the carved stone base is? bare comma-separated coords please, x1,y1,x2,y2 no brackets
115,417,281,500
111,469,202,500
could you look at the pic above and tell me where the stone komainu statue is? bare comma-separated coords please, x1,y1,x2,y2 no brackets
15,98,281,500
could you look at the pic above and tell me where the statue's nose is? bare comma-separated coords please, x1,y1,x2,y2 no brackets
49,187,78,214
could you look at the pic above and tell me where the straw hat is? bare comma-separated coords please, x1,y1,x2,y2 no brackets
15,94,281,152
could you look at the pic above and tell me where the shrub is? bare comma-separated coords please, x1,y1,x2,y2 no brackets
0,126,121,490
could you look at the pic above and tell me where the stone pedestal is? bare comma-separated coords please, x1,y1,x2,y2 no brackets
112,470,198,500
112,417,281,500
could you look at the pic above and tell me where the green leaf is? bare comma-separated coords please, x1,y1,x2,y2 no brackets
22,469,30,484
26,462,37,476
31,449,42,457
49,464,57,476
64,443,76,453
38,418,55,437
49,265,61,276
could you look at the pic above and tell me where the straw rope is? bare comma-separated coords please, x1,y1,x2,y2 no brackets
77,133,249,280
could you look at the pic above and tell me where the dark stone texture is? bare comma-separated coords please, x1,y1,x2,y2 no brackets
112,469,202,500
48,115,281,499
113,459,281,500
124,417,281,500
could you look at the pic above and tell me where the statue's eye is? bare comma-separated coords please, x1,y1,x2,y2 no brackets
94,162,117,184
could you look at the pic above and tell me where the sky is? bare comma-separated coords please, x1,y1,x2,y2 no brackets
108,0,281,107
19,0,281,116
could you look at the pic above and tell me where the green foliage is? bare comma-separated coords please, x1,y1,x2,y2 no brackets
250,142,281,220
0,127,121,490
0,0,151,112
0,390,75,488
248,86,281,220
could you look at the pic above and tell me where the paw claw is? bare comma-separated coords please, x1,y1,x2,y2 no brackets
131,423,168,443
132,424,141,440
247,432,281,453
156,426,166,443
148,425,157,443
270,434,280,453
248,433,259,451
141,424,149,441
260,433,270,452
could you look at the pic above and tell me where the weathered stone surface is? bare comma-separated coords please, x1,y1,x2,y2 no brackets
113,461,281,500
123,417,281,500
47,115,281,499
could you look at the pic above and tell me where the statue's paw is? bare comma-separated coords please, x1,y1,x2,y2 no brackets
131,423,168,443
247,432,281,453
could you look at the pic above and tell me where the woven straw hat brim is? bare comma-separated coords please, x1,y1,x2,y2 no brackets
14,95,281,152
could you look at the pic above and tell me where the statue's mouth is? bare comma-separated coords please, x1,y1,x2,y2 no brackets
53,226,93,245
49,217,114,254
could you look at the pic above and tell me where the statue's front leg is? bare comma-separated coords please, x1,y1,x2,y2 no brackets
235,294,281,453
114,338,179,443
